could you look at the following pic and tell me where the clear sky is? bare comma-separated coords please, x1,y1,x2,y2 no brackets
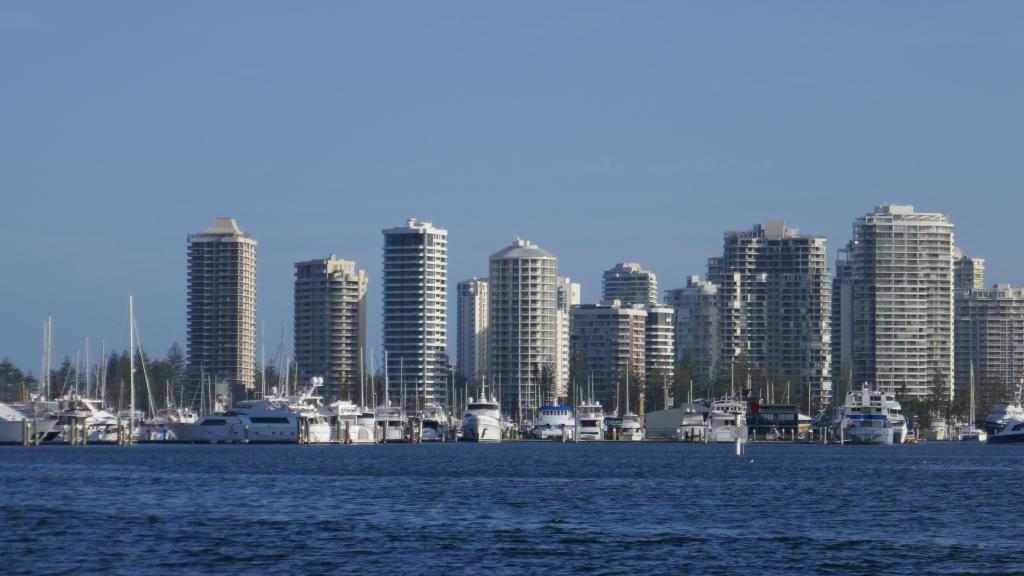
2,2,1022,373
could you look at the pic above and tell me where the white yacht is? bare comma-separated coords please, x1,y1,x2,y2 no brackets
577,400,605,441
332,401,376,444
0,402,57,443
987,418,1024,444
53,394,120,442
708,397,748,443
836,384,895,445
620,413,644,441
167,396,303,443
676,407,707,442
166,412,251,443
375,405,408,442
883,394,909,444
461,396,501,442
419,403,449,442
928,416,949,441
983,385,1024,436
533,405,575,440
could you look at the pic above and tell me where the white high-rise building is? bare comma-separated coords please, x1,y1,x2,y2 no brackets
457,277,489,385
489,239,558,419
382,219,448,409
834,205,954,400
644,304,675,384
556,277,581,398
603,262,657,306
293,256,367,402
187,218,257,395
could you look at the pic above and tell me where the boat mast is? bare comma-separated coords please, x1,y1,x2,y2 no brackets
100,339,107,405
970,360,976,429
359,347,365,408
625,355,630,415
261,320,266,399
129,295,135,443
384,349,390,407
85,337,90,398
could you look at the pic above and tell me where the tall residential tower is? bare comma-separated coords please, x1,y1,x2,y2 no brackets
293,256,367,402
187,218,257,396
382,219,448,409
488,239,558,418
833,205,954,400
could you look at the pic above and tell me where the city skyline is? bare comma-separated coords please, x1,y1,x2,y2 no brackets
3,202,1023,377
3,3,1024,372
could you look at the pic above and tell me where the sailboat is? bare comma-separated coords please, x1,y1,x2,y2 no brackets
620,357,643,441
959,362,987,442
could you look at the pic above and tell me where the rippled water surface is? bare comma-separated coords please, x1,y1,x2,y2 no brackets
2,442,1023,575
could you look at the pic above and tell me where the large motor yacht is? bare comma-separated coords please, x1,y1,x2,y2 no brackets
461,396,501,442
836,384,895,445
167,394,304,443
983,385,1024,436
708,397,748,443
987,418,1024,444
533,405,575,440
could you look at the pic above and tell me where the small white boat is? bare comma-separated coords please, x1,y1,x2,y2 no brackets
577,400,605,441
959,363,988,442
375,405,408,442
620,412,644,441
332,401,376,444
461,396,501,443
533,405,575,440
419,403,449,442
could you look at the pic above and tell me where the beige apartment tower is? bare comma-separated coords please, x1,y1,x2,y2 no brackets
293,256,367,402
187,218,257,395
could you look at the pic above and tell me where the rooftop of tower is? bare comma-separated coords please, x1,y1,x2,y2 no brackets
490,238,556,260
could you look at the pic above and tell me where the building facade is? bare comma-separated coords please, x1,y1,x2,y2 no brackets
569,301,647,412
666,276,719,385
382,219,448,409
187,218,257,395
556,277,581,399
457,277,489,385
488,239,558,419
955,284,1024,393
834,205,954,400
293,256,367,402
707,221,832,407
602,262,658,306
644,304,675,386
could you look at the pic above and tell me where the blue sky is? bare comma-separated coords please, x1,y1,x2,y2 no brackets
2,2,1022,372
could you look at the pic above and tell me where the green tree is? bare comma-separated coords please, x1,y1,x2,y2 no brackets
0,358,25,402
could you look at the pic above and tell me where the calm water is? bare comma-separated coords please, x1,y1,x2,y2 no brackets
2,442,1022,575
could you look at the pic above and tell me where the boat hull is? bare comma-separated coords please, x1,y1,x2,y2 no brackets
987,432,1024,444
0,419,57,443
842,426,894,445
461,415,501,442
